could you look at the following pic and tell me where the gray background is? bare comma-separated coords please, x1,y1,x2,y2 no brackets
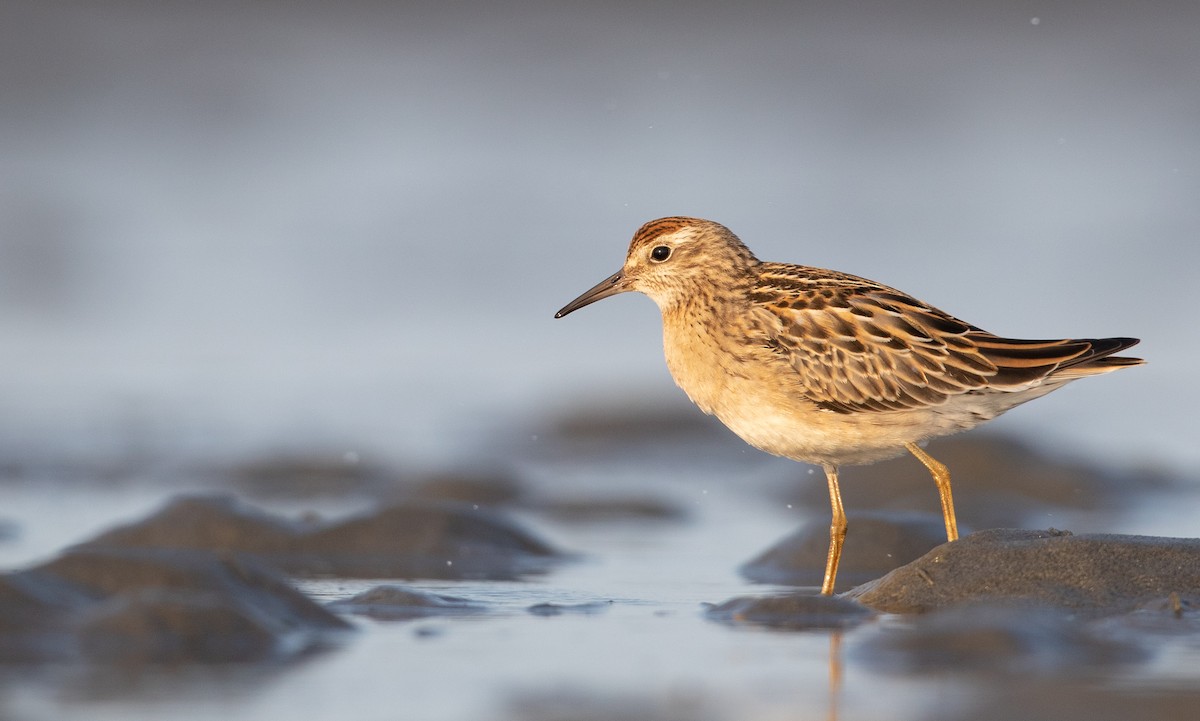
2,1,1195,470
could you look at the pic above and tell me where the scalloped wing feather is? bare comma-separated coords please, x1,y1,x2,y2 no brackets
754,265,1141,414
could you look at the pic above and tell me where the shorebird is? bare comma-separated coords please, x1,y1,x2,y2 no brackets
555,217,1143,594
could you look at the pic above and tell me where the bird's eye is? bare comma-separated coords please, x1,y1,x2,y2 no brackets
650,245,671,262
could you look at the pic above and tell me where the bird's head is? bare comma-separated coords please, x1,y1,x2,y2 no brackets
555,217,757,318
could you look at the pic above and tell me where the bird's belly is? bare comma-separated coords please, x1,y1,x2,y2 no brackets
715,399,914,466
662,326,989,466
706,380,988,467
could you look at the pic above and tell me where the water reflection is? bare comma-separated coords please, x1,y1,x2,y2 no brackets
828,632,844,721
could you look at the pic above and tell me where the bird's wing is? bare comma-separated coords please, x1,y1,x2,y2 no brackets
753,265,1097,413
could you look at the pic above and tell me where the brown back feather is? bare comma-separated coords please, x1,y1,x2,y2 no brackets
754,263,1143,413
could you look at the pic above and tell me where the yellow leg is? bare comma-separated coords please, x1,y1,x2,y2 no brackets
821,464,847,595
906,441,958,542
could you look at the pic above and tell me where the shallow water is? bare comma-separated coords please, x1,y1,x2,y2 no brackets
2,437,1199,721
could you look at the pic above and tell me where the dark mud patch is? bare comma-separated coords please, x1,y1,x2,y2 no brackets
849,528,1200,615
530,496,687,524
75,494,566,580
0,547,348,665
527,600,613,617
328,585,486,621
406,471,526,507
705,593,874,631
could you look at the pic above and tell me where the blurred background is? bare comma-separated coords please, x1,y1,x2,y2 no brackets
1,0,1196,472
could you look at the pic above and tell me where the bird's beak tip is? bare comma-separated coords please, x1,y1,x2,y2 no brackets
555,269,627,319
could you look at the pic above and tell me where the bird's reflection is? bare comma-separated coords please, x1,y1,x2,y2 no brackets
827,631,843,721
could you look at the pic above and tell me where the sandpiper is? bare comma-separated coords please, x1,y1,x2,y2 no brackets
555,217,1143,594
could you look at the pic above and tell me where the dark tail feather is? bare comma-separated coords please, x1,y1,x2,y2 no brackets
971,334,1143,386
1065,337,1142,369
1055,337,1143,378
